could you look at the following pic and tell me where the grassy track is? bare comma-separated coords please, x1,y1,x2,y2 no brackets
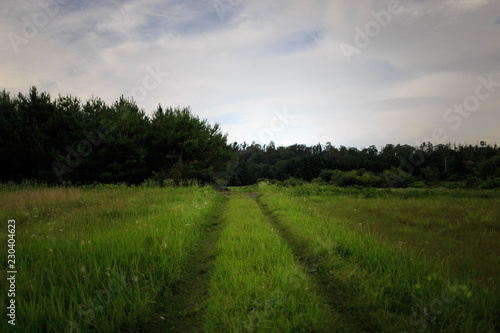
2,184,499,331
0,185,220,332
256,200,389,332
165,196,227,332
204,194,335,332
258,184,500,332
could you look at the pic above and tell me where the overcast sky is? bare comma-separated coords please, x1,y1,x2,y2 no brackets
1,0,499,149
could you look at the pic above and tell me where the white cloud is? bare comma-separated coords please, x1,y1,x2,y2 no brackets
0,0,499,148
442,0,494,14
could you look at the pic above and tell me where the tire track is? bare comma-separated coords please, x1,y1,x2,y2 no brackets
254,196,383,333
161,197,228,333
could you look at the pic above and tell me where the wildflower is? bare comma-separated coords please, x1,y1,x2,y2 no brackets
49,248,53,252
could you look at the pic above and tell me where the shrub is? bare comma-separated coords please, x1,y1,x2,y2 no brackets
481,177,500,189
283,177,306,187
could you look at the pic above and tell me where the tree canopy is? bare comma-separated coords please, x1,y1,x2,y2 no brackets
226,141,500,188
1,87,499,188
0,87,234,185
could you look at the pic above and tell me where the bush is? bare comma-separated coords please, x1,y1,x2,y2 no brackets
382,167,414,188
338,170,360,187
311,177,327,185
465,177,480,189
481,177,500,189
411,181,428,188
283,177,306,187
360,171,382,187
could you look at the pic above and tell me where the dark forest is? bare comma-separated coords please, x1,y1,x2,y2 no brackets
1,87,499,189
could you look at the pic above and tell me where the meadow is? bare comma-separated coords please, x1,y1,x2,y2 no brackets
1,183,499,332
0,184,221,332
258,184,500,332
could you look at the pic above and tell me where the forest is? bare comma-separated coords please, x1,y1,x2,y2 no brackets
1,86,499,188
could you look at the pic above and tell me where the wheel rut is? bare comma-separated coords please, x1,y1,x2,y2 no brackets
162,197,228,333
253,196,382,333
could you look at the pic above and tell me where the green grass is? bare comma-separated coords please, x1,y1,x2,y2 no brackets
0,185,220,332
204,195,334,332
227,184,259,193
258,184,500,332
2,184,499,331
305,195,500,289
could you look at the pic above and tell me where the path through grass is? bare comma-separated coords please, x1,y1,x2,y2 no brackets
3,185,498,331
258,184,500,332
164,196,227,332
204,194,336,332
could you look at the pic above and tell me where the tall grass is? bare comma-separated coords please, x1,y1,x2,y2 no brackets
204,195,334,332
258,184,500,332
275,183,500,199
0,185,220,332
304,195,500,289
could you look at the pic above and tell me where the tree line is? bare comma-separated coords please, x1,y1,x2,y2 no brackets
227,141,500,188
0,87,234,185
1,87,499,188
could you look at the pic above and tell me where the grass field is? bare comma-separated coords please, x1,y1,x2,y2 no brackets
0,184,220,332
1,183,499,332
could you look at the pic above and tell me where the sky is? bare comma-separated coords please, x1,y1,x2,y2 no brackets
1,0,499,149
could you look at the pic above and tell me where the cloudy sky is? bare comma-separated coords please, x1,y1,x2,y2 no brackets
1,0,499,148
